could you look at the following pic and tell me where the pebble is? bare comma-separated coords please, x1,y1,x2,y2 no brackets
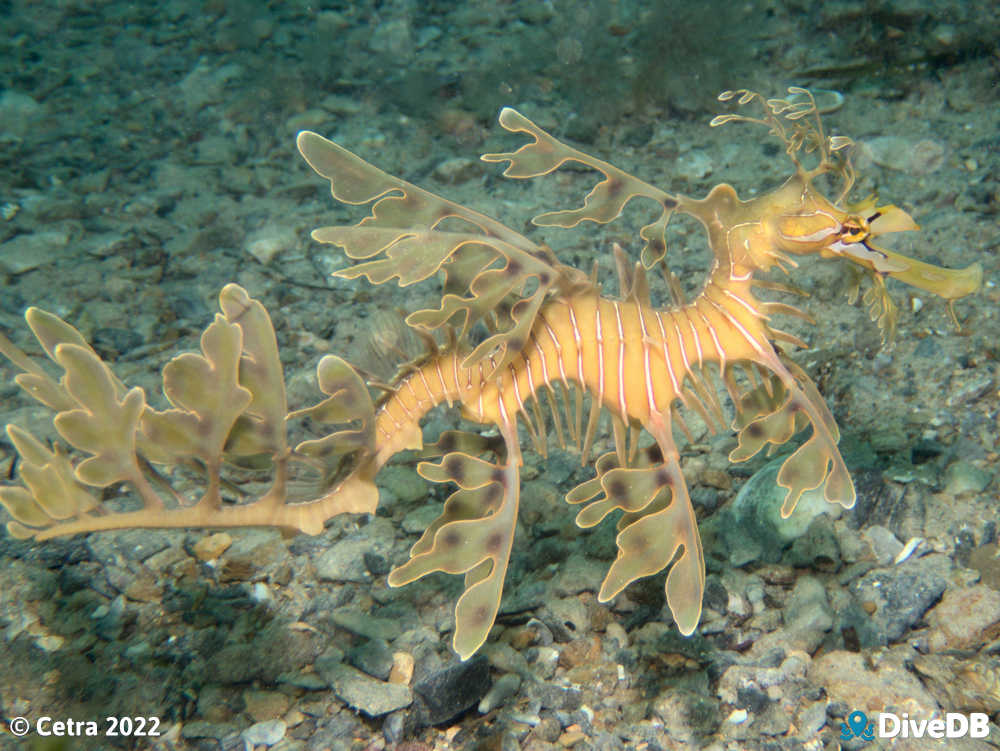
241,719,286,747
242,690,290,723
193,532,233,561
314,520,395,582
851,552,951,642
943,459,992,495
431,157,481,185
318,662,412,717
0,230,71,274
860,525,903,565
411,656,491,726
245,225,297,265
0,89,42,137
925,584,1000,650
329,607,404,641
860,135,947,174
479,673,522,713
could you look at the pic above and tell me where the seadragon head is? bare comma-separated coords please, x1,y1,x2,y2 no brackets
714,87,982,341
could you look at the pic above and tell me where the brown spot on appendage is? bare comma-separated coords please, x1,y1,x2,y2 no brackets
607,478,627,500
606,176,623,196
491,468,505,485
485,531,504,552
746,422,765,439
655,467,671,487
438,433,457,452
444,454,465,481
443,529,462,548
662,196,678,209
484,483,503,506
538,272,551,285
506,259,522,276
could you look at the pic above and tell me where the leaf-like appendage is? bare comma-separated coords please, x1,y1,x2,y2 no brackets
0,285,385,539
3,306,130,418
389,452,519,660
861,275,898,346
291,354,375,460
417,451,498,488
0,486,52,528
736,360,854,515
2,425,97,522
297,129,572,375
481,107,679,267
565,451,667,528
141,315,252,464
218,284,288,457
564,449,706,636
729,393,801,464
51,344,146,487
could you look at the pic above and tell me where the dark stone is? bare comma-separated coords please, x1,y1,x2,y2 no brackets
347,638,395,681
528,682,584,711
92,326,143,359
410,655,491,727
851,553,951,643
786,515,841,570
736,684,770,714
363,551,391,577
703,576,728,613
911,439,944,465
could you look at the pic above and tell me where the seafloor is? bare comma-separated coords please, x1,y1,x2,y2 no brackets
1,1,998,750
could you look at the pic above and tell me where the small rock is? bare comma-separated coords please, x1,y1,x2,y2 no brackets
969,543,1000,590
412,656,491,726
347,638,395,681
193,532,233,561
245,225,296,265
314,520,394,582
675,149,713,180
0,230,72,274
178,60,243,111
809,650,937,715
389,651,414,685
330,608,404,641
478,672,521,713
241,718,286,747
861,525,904,566
378,465,429,504
860,136,947,175
925,584,1000,651
704,455,843,567
783,576,834,652
242,690,290,723
319,662,412,717
851,553,951,642
0,90,42,137
943,460,992,495
431,157,481,185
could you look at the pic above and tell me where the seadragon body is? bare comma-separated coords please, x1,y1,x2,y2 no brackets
0,89,981,660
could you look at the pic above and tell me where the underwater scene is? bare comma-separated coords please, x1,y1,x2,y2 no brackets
1,1,998,749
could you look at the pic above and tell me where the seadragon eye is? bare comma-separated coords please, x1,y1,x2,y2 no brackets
838,216,870,244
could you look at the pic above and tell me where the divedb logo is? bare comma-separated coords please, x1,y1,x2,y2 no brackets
840,709,990,742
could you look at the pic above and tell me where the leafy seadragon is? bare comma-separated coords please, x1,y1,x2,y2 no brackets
0,89,981,659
